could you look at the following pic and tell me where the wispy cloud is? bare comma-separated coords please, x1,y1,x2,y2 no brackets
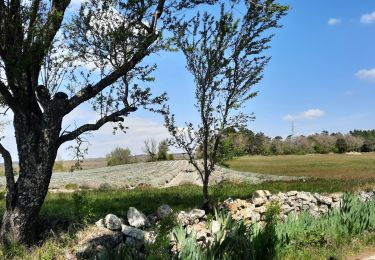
356,68,375,82
361,10,375,24
328,18,341,26
283,109,326,121
59,109,173,158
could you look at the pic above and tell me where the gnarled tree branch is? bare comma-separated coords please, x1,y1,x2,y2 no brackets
0,142,16,209
63,35,157,115
0,80,17,111
58,106,137,145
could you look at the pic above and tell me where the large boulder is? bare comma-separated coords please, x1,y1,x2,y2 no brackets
104,214,122,231
127,207,150,228
156,204,173,220
121,224,156,249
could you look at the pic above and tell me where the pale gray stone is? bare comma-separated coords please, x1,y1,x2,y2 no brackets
156,204,173,219
127,207,150,228
104,214,122,231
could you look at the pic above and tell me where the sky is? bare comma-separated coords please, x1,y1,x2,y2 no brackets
1,0,375,160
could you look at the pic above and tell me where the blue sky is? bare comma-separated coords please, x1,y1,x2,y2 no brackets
147,0,375,137
2,0,375,159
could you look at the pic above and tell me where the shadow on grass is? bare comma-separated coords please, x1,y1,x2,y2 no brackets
0,178,374,243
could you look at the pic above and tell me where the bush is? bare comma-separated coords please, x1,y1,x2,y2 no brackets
336,138,348,154
106,147,134,166
157,140,169,161
72,192,94,223
64,183,78,190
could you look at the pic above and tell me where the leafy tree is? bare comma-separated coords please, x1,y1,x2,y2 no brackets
165,1,288,210
0,0,219,244
157,139,169,161
335,138,347,153
106,147,133,166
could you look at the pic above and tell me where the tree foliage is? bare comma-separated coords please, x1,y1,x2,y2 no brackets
106,147,134,166
0,0,222,245
165,0,288,208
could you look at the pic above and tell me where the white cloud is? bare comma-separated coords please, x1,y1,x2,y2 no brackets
283,109,326,121
60,106,173,157
328,18,341,26
361,10,375,24
0,104,173,161
356,68,375,82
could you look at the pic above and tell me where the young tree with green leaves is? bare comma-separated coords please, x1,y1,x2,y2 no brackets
0,0,220,245
165,0,288,210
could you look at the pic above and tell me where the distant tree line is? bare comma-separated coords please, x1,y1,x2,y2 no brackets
217,128,375,162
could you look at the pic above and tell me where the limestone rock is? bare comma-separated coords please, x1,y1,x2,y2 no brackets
156,204,173,219
189,209,205,219
186,223,210,242
287,191,298,196
104,214,122,231
252,197,267,206
122,224,145,240
147,214,159,226
252,190,270,206
144,231,157,244
314,193,332,206
331,193,343,202
253,190,271,199
251,212,261,222
127,207,150,228
297,192,316,203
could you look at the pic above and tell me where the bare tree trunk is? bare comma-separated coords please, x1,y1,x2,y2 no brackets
202,174,214,213
0,112,62,245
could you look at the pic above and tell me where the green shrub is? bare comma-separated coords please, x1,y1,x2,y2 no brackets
64,183,78,190
157,140,169,161
106,147,134,166
0,241,27,259
72,192,94,223
146,214,176,259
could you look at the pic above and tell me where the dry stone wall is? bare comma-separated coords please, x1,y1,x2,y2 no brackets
73,189,374,259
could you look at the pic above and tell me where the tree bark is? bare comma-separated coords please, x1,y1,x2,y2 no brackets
0,111,62,245
202,175,213,213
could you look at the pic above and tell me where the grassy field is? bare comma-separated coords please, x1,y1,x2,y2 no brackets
0,179,373,223
227,153,375,179
0,182,374,259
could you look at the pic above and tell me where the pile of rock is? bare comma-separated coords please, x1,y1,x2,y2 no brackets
76,205,173,259
221,190,344,222
74,189,374,259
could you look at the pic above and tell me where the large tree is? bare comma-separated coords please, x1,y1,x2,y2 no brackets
0,0,218,245
165,0,287,210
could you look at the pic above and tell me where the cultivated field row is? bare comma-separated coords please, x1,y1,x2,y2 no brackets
0,160,302,190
